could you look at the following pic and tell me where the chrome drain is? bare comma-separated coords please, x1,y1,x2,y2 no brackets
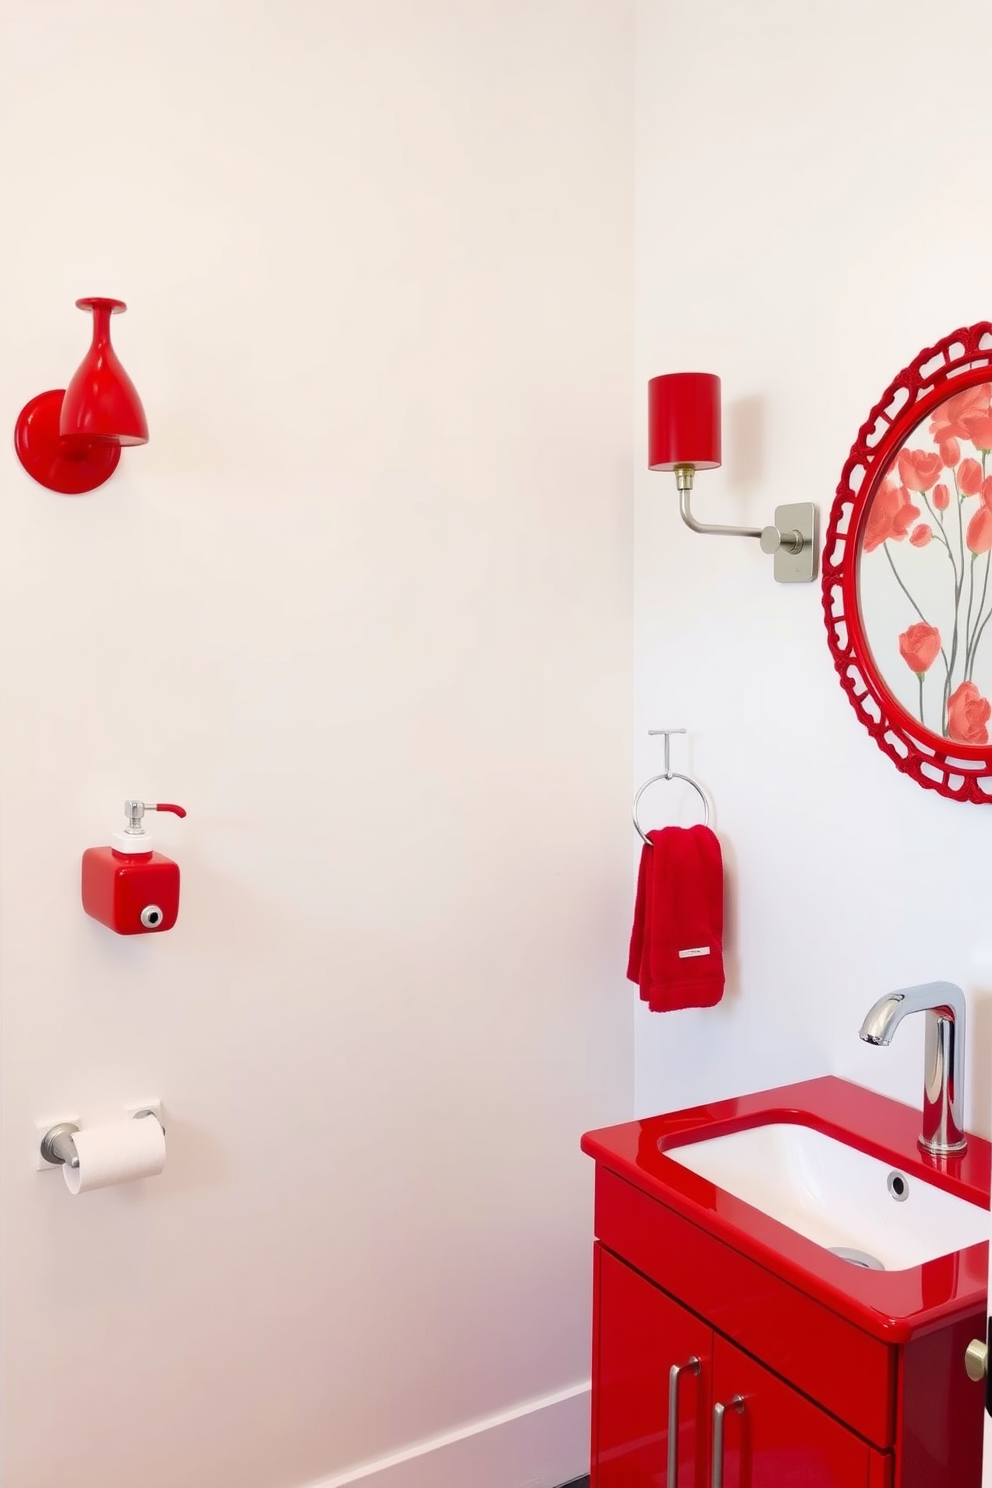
829,1246,885,1270
887,1170,909,1202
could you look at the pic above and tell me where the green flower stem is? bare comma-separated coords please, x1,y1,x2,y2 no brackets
966,548,992,680
971,602,992,665
922,490,957,577
965,552,978,668
883,540,932,622
964,448,991,680
882,540,951,682
944,471,968,728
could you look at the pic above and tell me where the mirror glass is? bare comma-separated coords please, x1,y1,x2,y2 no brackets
858,382,992,747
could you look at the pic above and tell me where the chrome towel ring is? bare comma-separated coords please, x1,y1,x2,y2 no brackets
633,728,710,845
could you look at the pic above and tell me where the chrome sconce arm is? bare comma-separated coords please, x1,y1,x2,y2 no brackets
675,464,818,583
676,464,762,540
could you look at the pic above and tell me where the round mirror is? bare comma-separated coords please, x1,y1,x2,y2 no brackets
824,322,992,802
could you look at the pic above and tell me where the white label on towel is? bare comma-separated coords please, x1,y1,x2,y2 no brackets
678,946,710,958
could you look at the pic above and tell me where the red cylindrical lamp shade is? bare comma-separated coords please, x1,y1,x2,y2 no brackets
648,372,721,471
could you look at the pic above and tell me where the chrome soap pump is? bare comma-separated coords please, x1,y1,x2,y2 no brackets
81,800,187,934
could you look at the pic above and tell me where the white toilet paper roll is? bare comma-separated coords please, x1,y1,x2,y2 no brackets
64,1113,166,1194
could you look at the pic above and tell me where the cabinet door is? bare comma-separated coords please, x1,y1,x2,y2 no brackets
593,1246,710,1488
710,1333,889,1487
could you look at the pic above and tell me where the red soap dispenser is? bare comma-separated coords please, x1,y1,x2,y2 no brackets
82,800,187,934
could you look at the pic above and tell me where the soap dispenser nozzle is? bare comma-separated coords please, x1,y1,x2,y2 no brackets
123,799,147,837
114,800,187,855
123,800,187,830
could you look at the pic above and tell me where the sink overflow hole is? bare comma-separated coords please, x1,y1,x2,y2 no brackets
887,1171,909,1202
829,1246,885,1270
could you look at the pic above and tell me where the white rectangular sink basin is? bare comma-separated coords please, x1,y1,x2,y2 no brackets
666,1122,989,1271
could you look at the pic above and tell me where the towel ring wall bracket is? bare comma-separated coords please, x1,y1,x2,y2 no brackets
633,729,710,844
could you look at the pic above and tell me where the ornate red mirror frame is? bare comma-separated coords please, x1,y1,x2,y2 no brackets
823,322,992,803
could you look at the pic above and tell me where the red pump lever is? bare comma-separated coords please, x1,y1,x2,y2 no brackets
120,800,187,834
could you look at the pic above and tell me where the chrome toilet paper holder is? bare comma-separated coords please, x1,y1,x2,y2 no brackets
40,1109,163,1170
40,1122,81,1169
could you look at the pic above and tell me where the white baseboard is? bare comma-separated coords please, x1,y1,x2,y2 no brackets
312,1380,590,1488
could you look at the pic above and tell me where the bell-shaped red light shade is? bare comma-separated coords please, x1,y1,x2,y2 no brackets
60,297,149,448
648,372,721,471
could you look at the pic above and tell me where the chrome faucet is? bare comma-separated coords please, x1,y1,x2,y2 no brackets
858,982,967,1156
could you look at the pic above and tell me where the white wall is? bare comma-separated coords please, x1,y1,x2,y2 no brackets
0,5,634,1487
634,0,992,1135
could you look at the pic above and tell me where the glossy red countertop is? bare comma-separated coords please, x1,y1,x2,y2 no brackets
581,1075,991,1343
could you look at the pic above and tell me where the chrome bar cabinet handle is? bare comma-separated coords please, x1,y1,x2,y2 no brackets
711,1395,745,1488
667,1356,700,1487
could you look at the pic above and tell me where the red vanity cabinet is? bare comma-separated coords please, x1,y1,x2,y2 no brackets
593,1246,891,1487
594,1247,710,1487
584,1076,992,1488
709,1331,890,1488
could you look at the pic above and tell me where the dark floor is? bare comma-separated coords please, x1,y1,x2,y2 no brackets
556,1479,589,1488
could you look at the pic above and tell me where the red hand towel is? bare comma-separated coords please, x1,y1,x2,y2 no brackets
627,824,725,1011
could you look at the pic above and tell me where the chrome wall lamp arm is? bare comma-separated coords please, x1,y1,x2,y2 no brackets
676,465,761,539
674,464,818,582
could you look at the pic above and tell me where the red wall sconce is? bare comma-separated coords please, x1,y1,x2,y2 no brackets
648,371,818,583
14,297,148,495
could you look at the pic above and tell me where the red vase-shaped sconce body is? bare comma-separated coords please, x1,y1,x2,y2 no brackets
14,296,149,494
61,298,148,447
81,848,180,935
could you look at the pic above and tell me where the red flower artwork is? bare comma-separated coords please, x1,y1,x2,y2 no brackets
967,507,992,555
864,478,920,552
959,458,983,495
868,382,992,740
963,511,992,559
968,415,992,451
928,383,992,444
899,623,941,674
898,449,942,492
947,681,991,745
